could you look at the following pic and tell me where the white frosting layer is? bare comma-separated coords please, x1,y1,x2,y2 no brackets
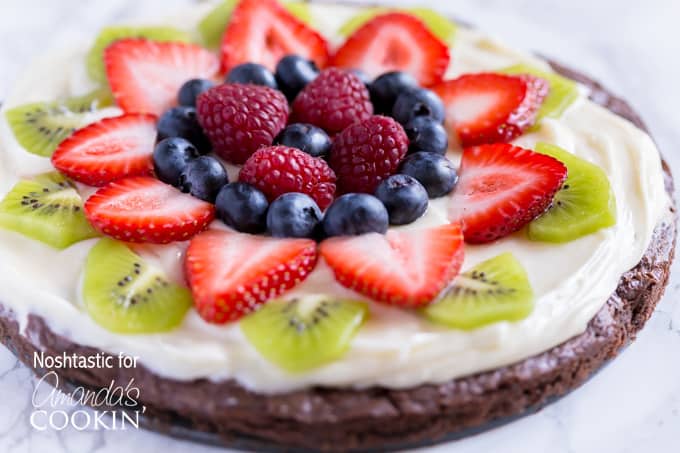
0,3,670,393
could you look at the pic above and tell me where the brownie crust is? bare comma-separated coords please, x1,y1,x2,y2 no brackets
0,43,676,453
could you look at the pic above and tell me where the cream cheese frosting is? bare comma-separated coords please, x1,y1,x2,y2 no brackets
0,2,670,393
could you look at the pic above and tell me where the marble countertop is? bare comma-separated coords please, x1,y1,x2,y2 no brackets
0,0,678,452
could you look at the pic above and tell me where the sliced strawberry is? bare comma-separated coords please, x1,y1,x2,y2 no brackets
449,144,567,243
220,0,329,73
432,73,549,147
51,113,157,186
330,13,450,86
105,39,219,115
320,223,464,307
84,177,215,244
185,230,318,323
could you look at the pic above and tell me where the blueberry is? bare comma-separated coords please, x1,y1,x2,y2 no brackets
322,193,389,237
215,183,269,233
374,175,428,225
351,68,372,86
226,62,278,89
178,156,229,202
274,123,331,158
153,137,200,187
275,55,319,101
266,193,322,238
157,106,211,153
369,71,418,114
403,116,448,155
400,152,458,198
178,78,215,107
392,88,445,125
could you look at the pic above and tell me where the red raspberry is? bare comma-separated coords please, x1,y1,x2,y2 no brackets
239,146,337,210
330,116,409,194
196,84,289,164
291,68,373,135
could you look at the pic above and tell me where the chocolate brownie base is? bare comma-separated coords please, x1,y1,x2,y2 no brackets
0,60,676,453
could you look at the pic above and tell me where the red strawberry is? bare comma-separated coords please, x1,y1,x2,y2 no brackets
51,114,157,186
105,39,219,115
85,177,215,244
239,146,336,210
432,73,549,147
220,0,329,73
320,223,464,307
185,229,318,323
330,13,450,86
449,144,567,243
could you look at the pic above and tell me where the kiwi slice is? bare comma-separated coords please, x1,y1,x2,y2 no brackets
528,143,616,243
5,88,113,157
241,296,367,373
82,238,192,334
500,63,579,121
422,253,533,330
86,26,192,84
0,172,98,249
198,0,312,49
338,7,457,42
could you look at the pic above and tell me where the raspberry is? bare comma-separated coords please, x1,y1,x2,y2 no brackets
330,116,409,194
291,68,373,135
239,146,337,210
196,84,289,164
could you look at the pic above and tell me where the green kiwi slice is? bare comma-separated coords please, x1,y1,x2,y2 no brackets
241,296,367,373
86,26,192,84
338,7,457,42
500,63,579,121
198,0,312,49
0,172,98,249
5,88,113,157
82,238,192,334
528,143,616,243
422,253,533,330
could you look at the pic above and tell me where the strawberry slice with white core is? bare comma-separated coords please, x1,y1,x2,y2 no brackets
220,0,329,73
105,39,219,115
432,73,549,147
320,223,464,307
185,230,318,324
84,177,215,244
330,13,450,86
449,143,567,244
51,113,157,186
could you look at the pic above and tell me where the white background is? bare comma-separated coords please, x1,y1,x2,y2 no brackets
0,0,679,452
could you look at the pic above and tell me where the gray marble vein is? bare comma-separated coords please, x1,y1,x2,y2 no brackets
0,0,679,452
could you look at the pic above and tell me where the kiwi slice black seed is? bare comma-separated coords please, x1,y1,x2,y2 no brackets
241,296,367,372
422,253,534,330
5,88,113,157
0,172,98,249
82,238,192,334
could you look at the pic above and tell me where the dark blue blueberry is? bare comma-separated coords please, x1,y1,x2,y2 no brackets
178,78,215,107
400,152,458,198
267,193,322,238
153,137,199,187
351,68,372,86
392,88,445,125
322,194,389,237
403,116,448,155
274,123,331,158
368,71,418,114
374,175,428,225
178,156,229,203
275,55,319,101
226,62,278,89
215,183,269,233
157,106,211,153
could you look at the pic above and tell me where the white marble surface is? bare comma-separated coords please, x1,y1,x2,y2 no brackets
0,0,679,452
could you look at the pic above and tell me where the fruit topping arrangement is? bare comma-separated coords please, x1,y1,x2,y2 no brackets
0,0,617,372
